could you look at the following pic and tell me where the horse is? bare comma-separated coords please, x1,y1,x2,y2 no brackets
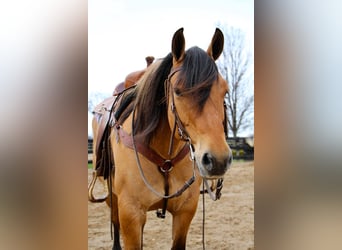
89,27,233,250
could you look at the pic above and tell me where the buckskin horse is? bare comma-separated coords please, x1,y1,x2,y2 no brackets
89,27,233,250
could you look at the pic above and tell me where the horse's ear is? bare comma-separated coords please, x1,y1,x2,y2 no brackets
172,27,185,63
207,28,224,61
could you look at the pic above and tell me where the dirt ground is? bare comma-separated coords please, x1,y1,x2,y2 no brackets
88,161,254,250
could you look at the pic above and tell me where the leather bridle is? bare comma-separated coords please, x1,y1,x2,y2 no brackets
166,67,229,145
166,67,228,201
165,67,192,144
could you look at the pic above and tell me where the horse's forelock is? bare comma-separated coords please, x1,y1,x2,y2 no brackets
176,47,218,112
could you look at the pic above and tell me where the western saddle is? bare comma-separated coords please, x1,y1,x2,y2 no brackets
92,56,154,179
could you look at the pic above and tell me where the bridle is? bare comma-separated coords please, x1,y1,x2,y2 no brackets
166,67,228,201
166,67,193,144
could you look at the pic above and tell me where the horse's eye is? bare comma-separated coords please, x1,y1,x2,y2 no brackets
174,88,182,96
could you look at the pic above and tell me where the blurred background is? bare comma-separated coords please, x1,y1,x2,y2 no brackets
256,1,342,249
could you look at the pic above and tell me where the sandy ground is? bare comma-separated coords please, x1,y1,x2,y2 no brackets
88,161,254,250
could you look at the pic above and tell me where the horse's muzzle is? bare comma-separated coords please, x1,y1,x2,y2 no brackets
197,151,233,178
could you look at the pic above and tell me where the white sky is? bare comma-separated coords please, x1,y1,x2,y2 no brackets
89,0,254,94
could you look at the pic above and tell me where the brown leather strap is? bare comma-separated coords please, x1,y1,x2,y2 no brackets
166,67,192,142
116,126,189,168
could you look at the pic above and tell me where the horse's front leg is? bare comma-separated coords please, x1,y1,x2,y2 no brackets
118,196,147,250
171,208,197,250
106,193,122,250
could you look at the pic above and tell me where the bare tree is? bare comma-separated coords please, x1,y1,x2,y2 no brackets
217,25,254,138
88,92,109,113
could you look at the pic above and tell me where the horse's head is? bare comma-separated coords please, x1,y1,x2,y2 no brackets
167,28,233,179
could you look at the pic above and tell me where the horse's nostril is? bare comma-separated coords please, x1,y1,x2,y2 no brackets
202,153,213,167
228,154,233,165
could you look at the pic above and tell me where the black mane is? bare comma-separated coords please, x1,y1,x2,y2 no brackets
133,53,173,144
